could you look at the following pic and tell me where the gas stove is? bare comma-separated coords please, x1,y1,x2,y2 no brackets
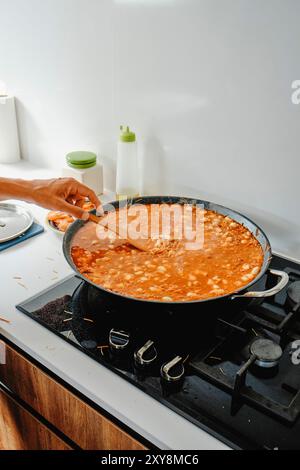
16,254,300,450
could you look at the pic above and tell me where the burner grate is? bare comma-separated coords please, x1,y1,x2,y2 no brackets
189,357,300,424
188,294,300,425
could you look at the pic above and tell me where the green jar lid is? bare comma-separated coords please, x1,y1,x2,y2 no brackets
119,125,136,142
66,151,97,169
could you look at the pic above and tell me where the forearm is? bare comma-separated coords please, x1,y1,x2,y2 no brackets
0,176,100,218
0,177,34,203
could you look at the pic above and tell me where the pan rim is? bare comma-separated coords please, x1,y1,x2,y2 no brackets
63,195,272,305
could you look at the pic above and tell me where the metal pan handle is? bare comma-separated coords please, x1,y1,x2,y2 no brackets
231,269,289,299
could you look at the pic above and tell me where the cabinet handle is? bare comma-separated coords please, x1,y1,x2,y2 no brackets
0,341,6,365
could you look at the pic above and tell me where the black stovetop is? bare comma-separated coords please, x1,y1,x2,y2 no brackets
16,254,300,450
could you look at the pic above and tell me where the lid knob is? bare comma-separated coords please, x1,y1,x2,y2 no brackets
66,151,97,169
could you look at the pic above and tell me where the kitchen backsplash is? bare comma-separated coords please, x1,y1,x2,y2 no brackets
0,0,299,258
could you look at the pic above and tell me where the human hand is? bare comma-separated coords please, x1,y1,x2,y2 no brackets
27,178,101,219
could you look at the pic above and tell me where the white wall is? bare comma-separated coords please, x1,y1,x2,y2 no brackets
0,0,115,183
1,0,300,258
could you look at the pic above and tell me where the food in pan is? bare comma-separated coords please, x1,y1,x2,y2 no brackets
47,200,95,232
71,205,264,302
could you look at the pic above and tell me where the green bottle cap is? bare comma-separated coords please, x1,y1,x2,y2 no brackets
66,151,97,169
119,125,136,142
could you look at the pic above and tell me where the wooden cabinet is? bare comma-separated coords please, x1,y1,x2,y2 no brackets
0,387,70,450
0,341,147,450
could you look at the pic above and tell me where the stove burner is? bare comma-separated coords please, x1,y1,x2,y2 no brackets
250,338,283,369
134,340,157,367
287,281,300,307
160,356,185,382
109,329,130,351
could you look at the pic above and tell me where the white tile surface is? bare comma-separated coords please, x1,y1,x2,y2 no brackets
1,0,299,259
111,0,300,259
0,0,115,187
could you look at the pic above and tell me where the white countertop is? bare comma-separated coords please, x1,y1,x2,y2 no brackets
0,161,229,450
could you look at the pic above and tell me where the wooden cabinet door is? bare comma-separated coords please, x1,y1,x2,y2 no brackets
0,386,70,450
0,341,147,450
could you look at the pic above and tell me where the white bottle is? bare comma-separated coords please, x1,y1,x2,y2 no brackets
116,126,139,200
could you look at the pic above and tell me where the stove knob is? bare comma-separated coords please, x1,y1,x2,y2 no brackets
109,329,130,352
134,340,158,367
160,356,185,382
